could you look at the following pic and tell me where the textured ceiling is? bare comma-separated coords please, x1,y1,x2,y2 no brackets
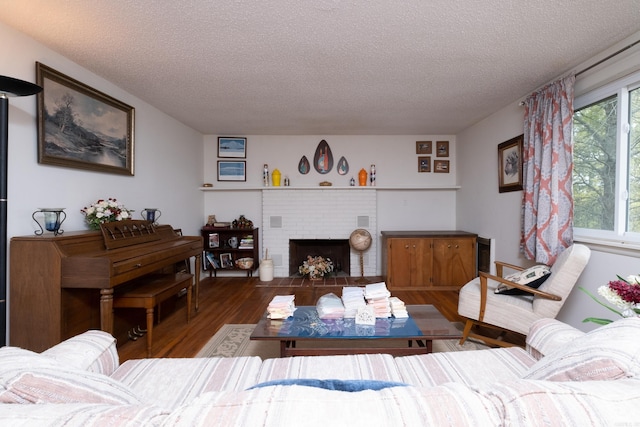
1,1,639,135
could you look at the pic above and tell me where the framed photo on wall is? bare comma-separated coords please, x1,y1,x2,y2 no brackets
416,141,432,154
217,160,246,181
498,134,524,193
218,137,246,158
418,156,431,172
36,62,135,175
436,141,449,157
434,159,450,173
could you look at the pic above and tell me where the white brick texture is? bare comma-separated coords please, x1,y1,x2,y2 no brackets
262,189,377,277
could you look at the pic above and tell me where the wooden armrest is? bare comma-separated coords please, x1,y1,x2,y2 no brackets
494,260,525,277
479,271,561,301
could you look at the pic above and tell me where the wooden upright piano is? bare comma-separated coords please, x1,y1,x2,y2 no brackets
9,221,202,352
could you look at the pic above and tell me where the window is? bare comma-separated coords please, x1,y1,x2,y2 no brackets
573,71,640,243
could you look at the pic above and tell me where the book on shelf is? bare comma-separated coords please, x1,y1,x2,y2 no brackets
205,252,220,270
205,222,231,228
239,236,254,249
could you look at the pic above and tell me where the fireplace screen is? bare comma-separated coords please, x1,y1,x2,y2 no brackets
289,239,350,276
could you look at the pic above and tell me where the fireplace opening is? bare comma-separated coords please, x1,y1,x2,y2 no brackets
289,239,350,276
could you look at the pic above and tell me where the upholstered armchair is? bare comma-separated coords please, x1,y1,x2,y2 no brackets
457,244,591,347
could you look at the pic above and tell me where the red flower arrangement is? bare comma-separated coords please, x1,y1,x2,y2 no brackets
580,274,640,325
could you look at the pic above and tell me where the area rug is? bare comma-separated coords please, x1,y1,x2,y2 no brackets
195,324,489,359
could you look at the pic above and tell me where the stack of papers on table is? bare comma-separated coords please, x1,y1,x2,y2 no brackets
267,295,295,319
389,296,408,318
341,287,366,318
364,282,391,318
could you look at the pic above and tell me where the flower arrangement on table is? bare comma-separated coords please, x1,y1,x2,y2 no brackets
81,198,132,230
299,255,334,279
580,274,640,325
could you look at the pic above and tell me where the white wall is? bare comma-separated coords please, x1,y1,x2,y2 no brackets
2,21,204,236
202,135,459,273
2,22,205,336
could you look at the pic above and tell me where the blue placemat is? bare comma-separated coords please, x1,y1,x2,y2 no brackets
275,306,422,338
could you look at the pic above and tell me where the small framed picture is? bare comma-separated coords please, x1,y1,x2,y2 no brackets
206,214,217,225
434,160,450,173
418,156,431,173
220,253,233,268
218,137,246,158
498,134,524,193
436,141,449,157
416,141,432,154
218,161,246,181
208,233,219,248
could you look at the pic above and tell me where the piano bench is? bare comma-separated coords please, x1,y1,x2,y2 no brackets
113,272,194,357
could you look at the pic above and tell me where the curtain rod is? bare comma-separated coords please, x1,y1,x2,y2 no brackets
519,38,640,106
575,39,640,77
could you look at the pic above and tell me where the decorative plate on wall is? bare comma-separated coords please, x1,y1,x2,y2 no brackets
298,155,310,174
337,156,349,175
313,139,334,174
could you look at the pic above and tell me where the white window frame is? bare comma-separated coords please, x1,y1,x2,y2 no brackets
573,70,640,253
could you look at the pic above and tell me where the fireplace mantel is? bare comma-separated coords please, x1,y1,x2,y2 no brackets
200,186,460,191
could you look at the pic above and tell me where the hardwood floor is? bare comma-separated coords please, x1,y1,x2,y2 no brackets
117,276,462,362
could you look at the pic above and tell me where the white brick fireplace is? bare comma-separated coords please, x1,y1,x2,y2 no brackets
262,188,377,277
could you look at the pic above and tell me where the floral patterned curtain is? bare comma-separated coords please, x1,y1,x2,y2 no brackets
521,75,575,264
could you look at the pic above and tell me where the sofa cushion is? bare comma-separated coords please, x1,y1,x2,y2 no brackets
112,356,262,410
248,378,408,392
42,330,119,376
478,378,640,426
396,347,536,387
495,265,551,295
257,353,403,383
523,317,640,381
163,384,502,426
0,403,168,426
525,318,586,360
0,346,140,405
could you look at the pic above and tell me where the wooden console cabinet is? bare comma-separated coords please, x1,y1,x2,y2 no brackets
381,231,477,290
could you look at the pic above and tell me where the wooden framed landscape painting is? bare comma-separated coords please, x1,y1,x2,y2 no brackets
36,62,135,175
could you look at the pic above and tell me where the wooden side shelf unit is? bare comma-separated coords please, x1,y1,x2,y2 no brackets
381,230,477,290
201,227,259,277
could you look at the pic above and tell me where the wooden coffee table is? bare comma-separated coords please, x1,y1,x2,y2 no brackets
250,305,462,357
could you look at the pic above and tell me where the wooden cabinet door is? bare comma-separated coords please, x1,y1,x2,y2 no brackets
432,238,476,288
387,238,432,289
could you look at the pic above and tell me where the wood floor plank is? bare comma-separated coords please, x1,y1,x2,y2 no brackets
117,277,462,362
